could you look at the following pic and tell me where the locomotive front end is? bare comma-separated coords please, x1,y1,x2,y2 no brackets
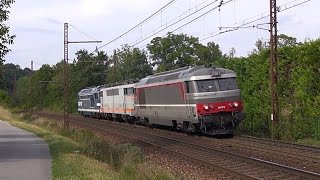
186,67,245,135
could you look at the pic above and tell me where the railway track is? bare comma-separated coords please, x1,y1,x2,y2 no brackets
37,112,320,179
238,135,320,154
125,122,320,173
224,136,320,173
157,132,320,173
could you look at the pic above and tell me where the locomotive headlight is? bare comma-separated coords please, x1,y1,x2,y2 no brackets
203,105,209,111
233,102,239,107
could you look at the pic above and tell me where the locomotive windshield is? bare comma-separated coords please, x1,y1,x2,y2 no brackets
218,78,238,91
197,80,218,92
197,78,238,92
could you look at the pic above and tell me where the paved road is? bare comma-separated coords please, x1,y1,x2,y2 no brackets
0,120,51,180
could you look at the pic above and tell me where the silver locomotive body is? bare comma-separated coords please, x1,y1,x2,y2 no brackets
134,66,245,135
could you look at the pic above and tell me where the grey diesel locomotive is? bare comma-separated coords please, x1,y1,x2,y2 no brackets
78,65,245,136
78,86,102,118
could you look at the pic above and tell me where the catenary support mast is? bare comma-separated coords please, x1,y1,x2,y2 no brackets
270,0,279,139
63,23,102,128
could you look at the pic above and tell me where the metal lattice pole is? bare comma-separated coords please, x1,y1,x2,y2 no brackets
63,23,102,129
64,23,69,129
31,61,34,115
270,0,279,139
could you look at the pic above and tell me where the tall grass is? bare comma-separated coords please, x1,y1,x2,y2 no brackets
0,107,178,179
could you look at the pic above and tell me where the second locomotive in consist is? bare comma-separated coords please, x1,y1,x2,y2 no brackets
78,65,245,135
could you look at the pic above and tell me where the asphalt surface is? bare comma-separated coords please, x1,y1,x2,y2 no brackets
0,120,51,180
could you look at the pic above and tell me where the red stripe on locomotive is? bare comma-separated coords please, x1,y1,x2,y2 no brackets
196,100,243,115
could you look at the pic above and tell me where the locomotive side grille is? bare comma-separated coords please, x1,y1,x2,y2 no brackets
146,72,180,84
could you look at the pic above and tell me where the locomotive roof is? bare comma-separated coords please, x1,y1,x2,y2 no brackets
100,83,136,91
78,87,99,95
137,65,236,86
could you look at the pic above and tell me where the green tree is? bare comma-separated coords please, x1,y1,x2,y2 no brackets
147,33,201,72
278,34,299,47
0,0,15,65
0,63,31,93
107,45,152,84
0,89,12,107
147,33,224,72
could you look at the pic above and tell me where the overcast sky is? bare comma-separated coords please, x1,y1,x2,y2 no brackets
5,0,320,69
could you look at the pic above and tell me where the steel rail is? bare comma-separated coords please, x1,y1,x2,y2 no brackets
38,112,320,179
239,135,320,153
67,117,257,180
84,117,320,180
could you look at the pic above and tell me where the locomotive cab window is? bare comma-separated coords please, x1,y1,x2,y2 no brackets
196,80,218,92
80,95,89,100
185,81,190,93
218,78,238,91
94,93,98,99
124,88,134,95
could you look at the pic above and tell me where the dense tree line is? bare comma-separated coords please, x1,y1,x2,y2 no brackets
0,32,319,141
219,35,320,140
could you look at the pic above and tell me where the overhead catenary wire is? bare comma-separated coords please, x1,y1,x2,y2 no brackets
131,0,234,47
200,0,312,41
163,0,212,27
103,0,223,55
104,0,233,55
131,0,221,49
100,0,310,58
69,23,99,41
107,0,219,59
130,0,222,46
111,0,311,63
105,0,228,55
95,0,178,52
128,0,214,47
216,0,312,34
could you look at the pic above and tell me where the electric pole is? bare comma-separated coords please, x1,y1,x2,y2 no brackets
12,71,16,106
64,23,69,129
63,23,102,129
270,0,279,139
28,61,34,114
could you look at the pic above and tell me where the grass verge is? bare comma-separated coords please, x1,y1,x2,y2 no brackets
297,138,320,147
0,107,178,180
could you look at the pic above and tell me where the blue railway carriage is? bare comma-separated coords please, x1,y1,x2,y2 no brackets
78,87,101,118
99,84,136,122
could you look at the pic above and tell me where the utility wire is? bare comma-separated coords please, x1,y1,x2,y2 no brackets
107,0,308,54
200,0,312,41
164,0,212,27
104,0,232,55
131,0,220,45
107,0,230,55
120,0,310,58
96,0,178,51
131,0,233,47
69,23,99,41
129,0,222,46
100,0,311,65
128,0,222,51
